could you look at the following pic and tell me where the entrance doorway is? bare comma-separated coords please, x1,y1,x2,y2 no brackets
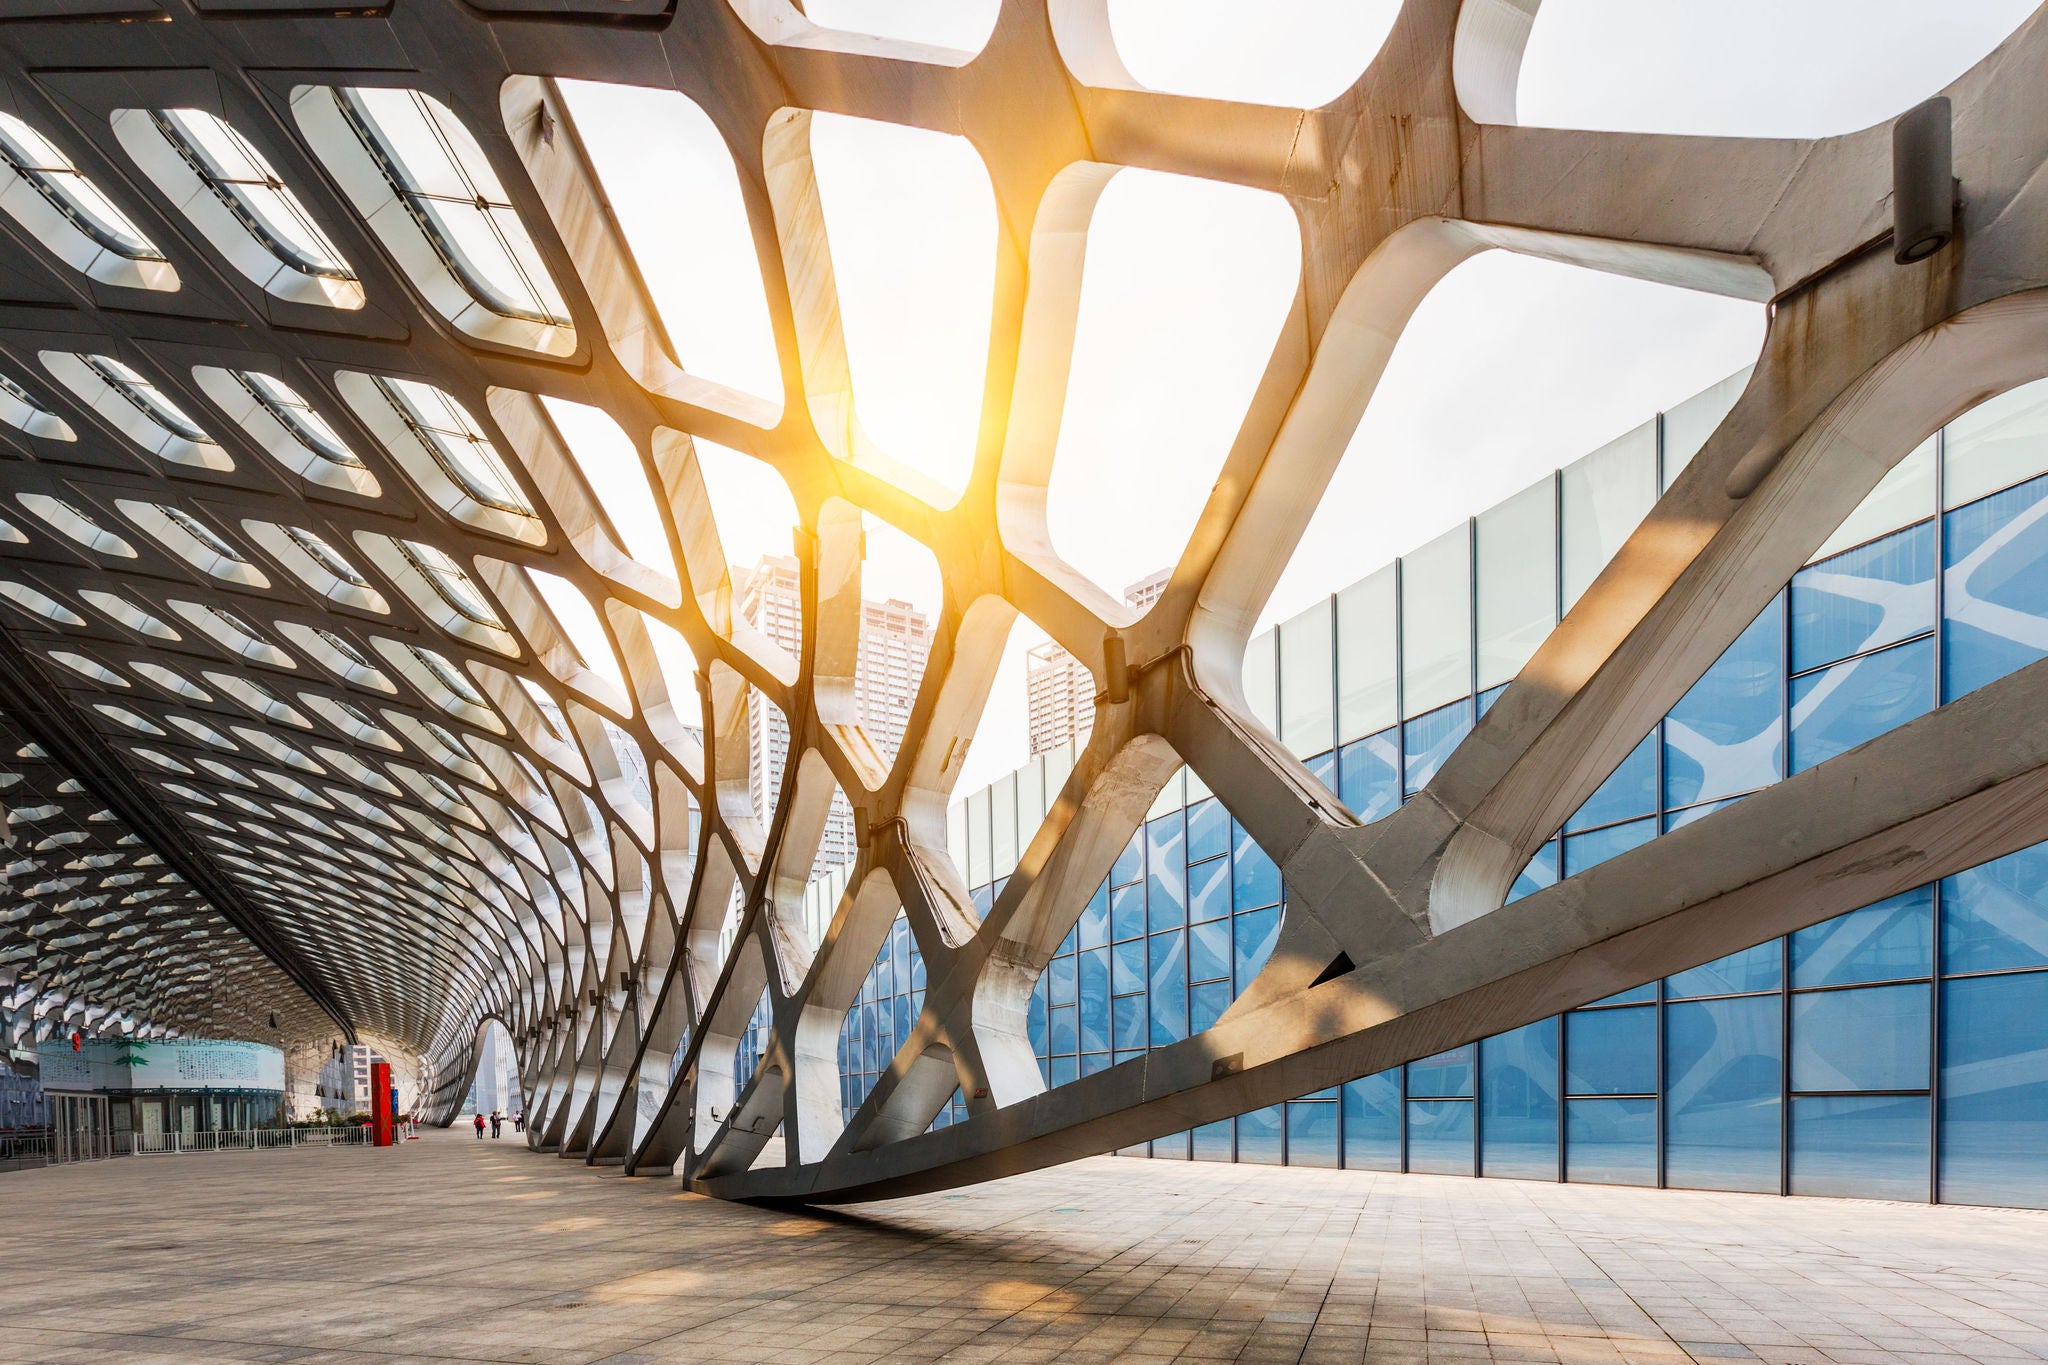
49,1093,112,1162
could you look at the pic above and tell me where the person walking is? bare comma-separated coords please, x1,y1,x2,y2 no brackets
513,1109,525,1134
489,1110,503,1138
472,1112,485,1139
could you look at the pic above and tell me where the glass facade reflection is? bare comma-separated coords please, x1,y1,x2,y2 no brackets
927,374,2048,1207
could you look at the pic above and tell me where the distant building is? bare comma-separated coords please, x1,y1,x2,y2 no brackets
739,555,931,879
462,1026,521,1117
1026,569,1169,755
334,1043,382,1115
1122,568,1169,613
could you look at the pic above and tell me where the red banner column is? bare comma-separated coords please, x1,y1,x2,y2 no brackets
370,1060,393,1147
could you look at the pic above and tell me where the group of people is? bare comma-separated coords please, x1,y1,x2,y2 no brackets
472,1108,525,1139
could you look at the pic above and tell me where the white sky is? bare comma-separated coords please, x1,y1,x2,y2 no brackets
558,0,2037,797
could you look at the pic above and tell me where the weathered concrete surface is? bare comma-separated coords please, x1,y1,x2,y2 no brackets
2,1129,2047,1363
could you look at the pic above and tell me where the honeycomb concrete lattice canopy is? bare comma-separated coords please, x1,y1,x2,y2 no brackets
4,0,2048,1204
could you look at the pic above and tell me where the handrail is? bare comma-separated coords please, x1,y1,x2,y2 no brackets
0,1128,54,1170
128,1125,372,1155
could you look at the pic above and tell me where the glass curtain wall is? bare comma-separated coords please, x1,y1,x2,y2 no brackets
920,373,2048,1205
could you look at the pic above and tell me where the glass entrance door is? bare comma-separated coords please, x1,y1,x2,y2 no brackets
51,1094,111,1161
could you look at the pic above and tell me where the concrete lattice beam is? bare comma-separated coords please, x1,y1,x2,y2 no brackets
0,0,2041,1197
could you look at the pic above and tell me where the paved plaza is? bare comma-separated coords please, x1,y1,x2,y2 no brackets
0,1130,2045,1363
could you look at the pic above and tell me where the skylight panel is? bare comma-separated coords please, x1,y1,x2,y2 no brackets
397,538,504,627
408,642,488,706
337,87,566,328
283,525,369,587
44,352,229,470
85,356,205,442
377,376,533,516
155,109,352,280
0,370,75,442
0,110,176,291
238,371,358,467
114,106,360,308
17,493,135,558
159,506,243,563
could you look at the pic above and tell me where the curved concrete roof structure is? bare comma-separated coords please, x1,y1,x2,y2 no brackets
4,0,2048,1201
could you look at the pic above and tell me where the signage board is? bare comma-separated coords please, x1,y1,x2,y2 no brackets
35,1039,286,1093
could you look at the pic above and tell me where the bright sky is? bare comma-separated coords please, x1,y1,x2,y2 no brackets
555,0,2037,797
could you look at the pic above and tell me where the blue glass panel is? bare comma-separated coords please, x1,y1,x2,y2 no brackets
1048,953,1076,1007
1789,637,1933,774
1341,1070,1401,1171
1664,596,1784,809
1078,950,1109,1053
1188,855,1230,922
1286,1100,1340,1168
1478,683,1507,716
1944,473,2048,702
1507,841,1558,904
971,884,992,917
1565,1097,1657,1185
1790,1094,1928,1199
1145,813,1186,933
1149,930,1187,1046
1339,729,1400,824
1077,881,1109,949
1111,937,1146,996
1791,983,1931,1092
1080,1053,1109,1077
1153,1130,1188,1159
1193,1117,1233,1161
1561,816,1655,878
1665,996,1781,1193
1666,941,1782,998
1190,980,1230,1034
1189,916,1231,984
1186,796,1229,863
1111,833,1143,887
1049,1055,1078,1087
1047,1004,1077,1056
1407,1043,1474,1098
1564,733,1658,833
1940,971,2048,1209
1231,823,1280,910
1481,1019,1559,1181
1111,994,1147,1051
1306,750,1337,790
1791,888,1933,987
1238,1105,1284,1165
1110,882,1145,942
1406,1099,1474,1175
1942,843,2048,975
1565,1006,1656,1095
1790,521,1935,673
1403,698,1473,796
1233,905,1281,990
